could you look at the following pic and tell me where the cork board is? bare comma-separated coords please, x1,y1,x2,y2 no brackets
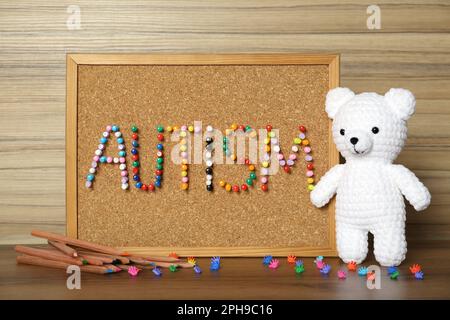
67,54,340,256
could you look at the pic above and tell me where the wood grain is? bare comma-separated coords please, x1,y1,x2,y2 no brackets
1,243,449,299
0,0,449,244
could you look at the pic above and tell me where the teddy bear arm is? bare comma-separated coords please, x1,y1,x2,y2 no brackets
391,165,431,211
310,164,344,208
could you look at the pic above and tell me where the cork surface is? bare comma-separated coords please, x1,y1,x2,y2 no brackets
77,64,330,248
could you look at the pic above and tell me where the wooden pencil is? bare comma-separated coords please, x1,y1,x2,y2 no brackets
80,264,118,274
76,250,130,264
78,253,113,264
15,245,83,266
129,256,193,269
131,253,180,263
104,264,122,272
31,230,125,256
77,256,104,266
115,264,140,271
44,247,104,266
48,240,78,257
16,255,115,274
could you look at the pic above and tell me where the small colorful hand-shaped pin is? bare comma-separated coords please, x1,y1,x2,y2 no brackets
337,270,347,279
295,264,305,274
347,261,357,271
390,270,399,280
316,260,325,270
409,264,422,274
263,255,273,265
269,259,280,269
320,264,331,275
194,265,202,274
358,266,368,276
387,266,398,275
287,255,297,264
169,264,178,272
152,267,162,276
127,265,140,277
168,252,179,259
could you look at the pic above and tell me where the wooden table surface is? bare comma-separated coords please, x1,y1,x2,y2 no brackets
1,242,449,300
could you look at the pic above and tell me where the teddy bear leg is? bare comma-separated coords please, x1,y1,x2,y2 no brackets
336,222,368,264
372,222,407,267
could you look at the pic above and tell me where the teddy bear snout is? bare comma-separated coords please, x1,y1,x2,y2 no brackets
345,130,373,155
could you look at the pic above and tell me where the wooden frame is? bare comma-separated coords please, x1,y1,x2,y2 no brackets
66,53,340,256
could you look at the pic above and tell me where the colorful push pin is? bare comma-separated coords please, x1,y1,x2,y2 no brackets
187,257,196,265
127,266,140,277
347,261,357,271
152,267,162,277
358,266,368,276
287,255,297,264
194,265,202,274
316,260,325,270
169,264,178,272
415,271,424,280
314,256,323,265
337,270,347,280
269,259,280,269
295,260,304,267
409,264,422,274
390,270,399,280
263,255,273,265
211,256,221,265
210,262,220,271
387,266,398,275
295,264,305,274
168,252,179,259
320,264,331,275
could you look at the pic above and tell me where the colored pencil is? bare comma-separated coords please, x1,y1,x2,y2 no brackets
104,264,122,272
131,254,180,263
44,247,104,266
48,240,78,257
79,256,103,266
31,230,125,256
76,250,130,264
16,255,116,274
129,257,193,269
115,264,140,271
78,253,113,264
15,245,83,266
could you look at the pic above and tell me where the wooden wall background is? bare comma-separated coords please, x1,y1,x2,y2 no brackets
0,0,449,244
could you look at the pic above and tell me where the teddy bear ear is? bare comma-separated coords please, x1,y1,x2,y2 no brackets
384,88,416,121
325,87,355,119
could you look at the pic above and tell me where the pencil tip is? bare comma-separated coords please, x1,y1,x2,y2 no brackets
121,252,130,256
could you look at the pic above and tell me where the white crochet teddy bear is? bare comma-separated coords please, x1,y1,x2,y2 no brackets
310,87,431,266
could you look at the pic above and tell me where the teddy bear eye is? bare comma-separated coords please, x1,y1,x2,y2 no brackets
340,129,345,136
372,127,379,134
